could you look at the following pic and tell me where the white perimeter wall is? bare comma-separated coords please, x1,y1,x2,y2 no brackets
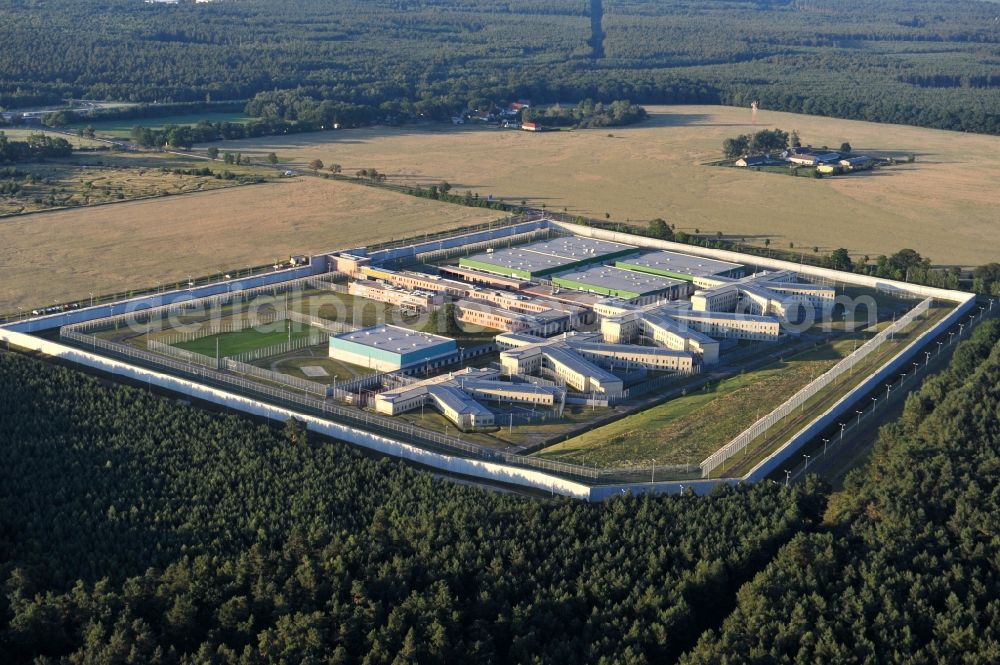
0,329,592,500
0,220,978,500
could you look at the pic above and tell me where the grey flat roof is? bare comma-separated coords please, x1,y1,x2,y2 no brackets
332,324,454,353
618,250,743,278
544,345,620,383
514,236,636,259
464,236,636,273
642,312,718,345
429,385,494,416
556,265,687,295
572,342,693,359
671,310,780,324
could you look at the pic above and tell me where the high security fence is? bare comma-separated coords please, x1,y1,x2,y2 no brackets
700,298,933,477
146,339,219,369
152,313,284,345
223,358,331,397
413,227,551,265
226,331,329,363
280,309,357,334
62,271,349,336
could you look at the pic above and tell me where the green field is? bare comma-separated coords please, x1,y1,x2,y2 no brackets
535,338,860,468
266,355,374,383
173,325,319,357
69,112,254,138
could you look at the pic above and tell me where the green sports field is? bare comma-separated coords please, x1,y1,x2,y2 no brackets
69,112,254,138
172,325,320,357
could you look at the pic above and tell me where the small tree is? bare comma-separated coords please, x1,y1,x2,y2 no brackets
790,130,801,148
328,163,341,174
308,159,324,172
283,417,307,446
604,212,611,220
267,152,278,165
647,218,672,240
439,181,451,194
839,142,852,154
829,248,853,271
206,146,219,160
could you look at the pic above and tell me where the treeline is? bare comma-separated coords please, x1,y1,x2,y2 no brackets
683,319,1000,663
39,101,246,128
721,128,790,159
0,352,829,663
0,132,71,163
1,1,1000,135
129,117,326,149
522,99,647,128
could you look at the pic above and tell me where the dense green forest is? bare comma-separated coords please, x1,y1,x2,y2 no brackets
2,316,998,661
0,352,826,663
682,319,1000,663
1,1,999,133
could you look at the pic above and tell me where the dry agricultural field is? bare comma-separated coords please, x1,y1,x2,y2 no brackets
0,162,248,216
208,105,1000,267
0,177,496,311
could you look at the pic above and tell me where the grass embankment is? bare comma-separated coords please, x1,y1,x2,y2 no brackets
714,303,951,478
535,338,858,468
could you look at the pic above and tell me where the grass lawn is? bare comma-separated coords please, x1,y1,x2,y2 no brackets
69,112,254,138
535,337,859,468
267,354,374,383
173,326,320,357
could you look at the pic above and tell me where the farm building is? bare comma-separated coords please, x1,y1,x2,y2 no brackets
839,156,874,170
735,155,771,167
